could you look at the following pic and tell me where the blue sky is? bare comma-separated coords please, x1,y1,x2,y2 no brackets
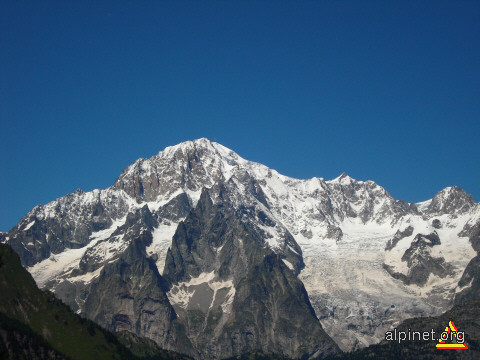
1,1,479,231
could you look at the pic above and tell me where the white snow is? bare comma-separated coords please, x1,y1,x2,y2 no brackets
23,220,35,231
416,199,432,213
167,271,215,309
256,221,289,251
85,233,128,265
184,188,203,206
146,188,184,212
167,271,236,315
28,217,125,288
282,259,294,270
297,208,477,351
146,222,182,274
455,278,474,294
68,265,104,284
208,279,236,313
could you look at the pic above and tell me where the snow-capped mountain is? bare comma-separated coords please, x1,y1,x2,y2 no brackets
2,138,479,356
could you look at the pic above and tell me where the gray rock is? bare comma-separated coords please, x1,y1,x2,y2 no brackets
83,238,195,356
427,186,475,215
432,218,442,229
163,183,338,359
384,232,454,286
455,220,480,305
385,226,413,251
4,189,131,266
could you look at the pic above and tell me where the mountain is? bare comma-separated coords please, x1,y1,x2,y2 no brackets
328,215,480,359
0,242,192,360
2,138,479,357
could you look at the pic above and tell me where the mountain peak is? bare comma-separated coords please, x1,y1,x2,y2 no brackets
183,137,214,147
112,139,248,203
330,172,356,184
427,186,476,215
159,137,215,156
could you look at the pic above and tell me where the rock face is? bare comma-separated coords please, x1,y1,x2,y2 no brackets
385,226,414,251
5,189,131,267
455,220,480,305
83,236,194,356
0,243,145,360
2,138,479,356
384,232,454,286
162,184,337,358
426,186,476,215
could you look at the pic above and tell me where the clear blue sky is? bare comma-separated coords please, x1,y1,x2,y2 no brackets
1,1,479,231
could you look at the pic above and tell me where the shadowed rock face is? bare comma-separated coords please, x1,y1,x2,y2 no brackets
162,184,339,359
67,205,196,356
0,243,153,360
455,220,480,305
229,253,340,359
82,237,195,356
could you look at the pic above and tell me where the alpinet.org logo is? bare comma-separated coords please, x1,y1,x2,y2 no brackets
436,321,468,350
385,320,468,350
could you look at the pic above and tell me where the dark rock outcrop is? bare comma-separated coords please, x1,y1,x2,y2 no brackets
83,237,194,356
0,243,140,360
163,183,339,359
384,232,454,286
455,220,480,305
385,226,414,251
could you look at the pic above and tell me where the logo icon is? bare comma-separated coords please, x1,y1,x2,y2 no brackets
436,321,468,349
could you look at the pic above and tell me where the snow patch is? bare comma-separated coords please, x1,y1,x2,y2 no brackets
28,218,125,288
455,278,474,294
282,259,294,270
208,279,236,314
167,271,216,309
146,222,182,274
68,266,104,284
184,188,203,206
23,220,35,231
416,199,432,213
167,272,236,315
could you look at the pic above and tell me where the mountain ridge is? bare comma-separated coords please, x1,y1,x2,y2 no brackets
2,138,479,356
